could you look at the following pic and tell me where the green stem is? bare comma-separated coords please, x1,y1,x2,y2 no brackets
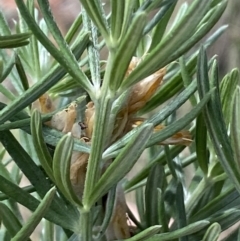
81,50,116,239
80,211,92,241
82,97,112,210
83,52,116,205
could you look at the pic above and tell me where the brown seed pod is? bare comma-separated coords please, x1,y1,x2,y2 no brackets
50,103,77,133
106,185,130,240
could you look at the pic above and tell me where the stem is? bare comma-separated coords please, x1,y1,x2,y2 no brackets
81,51,116,237
80,211,92,241
82,98,111,208
80,92,112,240
83,51,116,206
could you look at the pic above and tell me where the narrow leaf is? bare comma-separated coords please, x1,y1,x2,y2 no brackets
65,13,82,44
15,54,29,91
136,187,145,224
121,0,212,89
0,203,23,239
220,69,239,125
110,0,125,40
175,182,188,241
79,0,109,42
202,222,221,241
195,112,208,174
145,163,164,227
157,188,169,232
53,134,82,207
231,86,240,171
208,209,240,232
0,131,73,219
0,161,13,182
197,47,240,194
0,175,75,231
98,185,117,238
147,89,213,147
144,1,177,38
0,63,66,124
0,39,28,48
0,131,52,197
190,186,237,222
82,9,101,88
124,145,185,190
125,226,161,241
145,221,209,241
11,187,56,241
16,0,92,94
31,110,54,181
87,124,153,207
110,12,147,91
37,0,91,91
0,83,16,100
0,32,31,41
0,54,15,83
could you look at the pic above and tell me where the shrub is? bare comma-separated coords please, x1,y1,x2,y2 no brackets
1,0,239,241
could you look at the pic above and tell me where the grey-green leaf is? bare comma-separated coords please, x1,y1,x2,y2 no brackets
145,221,209,241
87,123,153,207
124,225,161,241
231,86,240,172
220,68,240,126
53,134,83,207
202,222,221,241
0,203,23,239
31,110,54,182
11,187,56,241
197,47,240,195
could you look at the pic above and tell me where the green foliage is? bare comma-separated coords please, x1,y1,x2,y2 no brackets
0,0,239,241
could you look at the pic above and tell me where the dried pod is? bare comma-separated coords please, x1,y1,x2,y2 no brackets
129,119,192,146
36,93,55,126
37,95,89,199
38,93,55,113
85,101,95,138
71,122,82,139
112,58,166,141
70,150,89,199
125,56,140,76
106,185,130,240
159,130,192,146
127,67,166,115
51,103,77,133
37,94,78,133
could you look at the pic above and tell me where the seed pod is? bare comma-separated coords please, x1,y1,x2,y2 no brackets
127,67,166,115
106,185,130,240
129,119,192,146
50,103,77,133
85,101,95,138
37,93,55,126
37,94,89,198
38,93,55,113
70,151,89,199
